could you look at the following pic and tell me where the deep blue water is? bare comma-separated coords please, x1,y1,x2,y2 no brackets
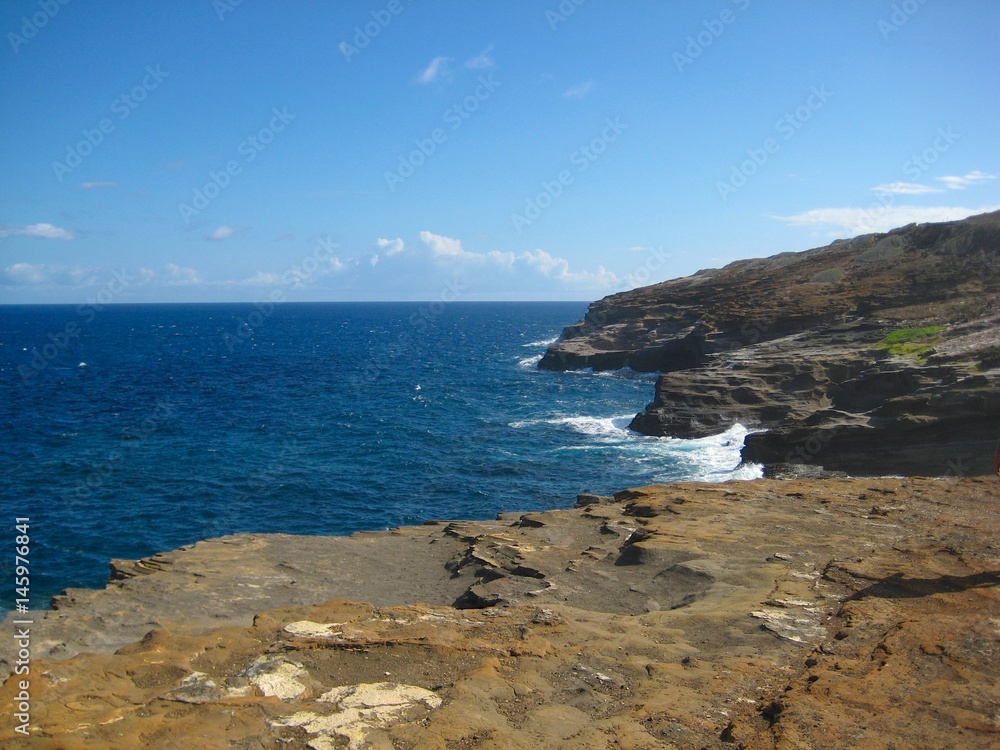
0,302,757,611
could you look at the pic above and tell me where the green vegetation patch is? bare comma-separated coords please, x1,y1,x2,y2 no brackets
810,267,846,284
878,325,945,360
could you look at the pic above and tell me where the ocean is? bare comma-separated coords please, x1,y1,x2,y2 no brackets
0,302,759,611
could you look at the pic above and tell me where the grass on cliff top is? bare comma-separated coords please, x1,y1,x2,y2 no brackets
878,325,945,360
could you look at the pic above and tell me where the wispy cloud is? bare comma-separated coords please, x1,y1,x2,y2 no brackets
79,181,118,189
937,170,997,190
419,231,620,290
416,56,450,84
0,222,75,240
164,263,204,285
521,249,617,288
870,170,997,196
562,80,593,100
419,230,514,266
465,43,495,69
1,263,95,286
376,237,405,256
207,224,248,241
871,182,944,196
771,205,1000,235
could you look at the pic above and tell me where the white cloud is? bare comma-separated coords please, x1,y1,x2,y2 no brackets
376,237,405,256
937,170,997,190
465,43,495,69
163,263,204,285
521,249,618,288
421,230,463,257
562,81,593,100
238,271,284,286
79,181,118,189
3,263,50,285
871,182,943,195
0,222,75,240
416,56,450,84
418,232,621,288
207,224,247,241
771,205,1000,235
1,263,96,286
370,254,379,267
419,230,514,267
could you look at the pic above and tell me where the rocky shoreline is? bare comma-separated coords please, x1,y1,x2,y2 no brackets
3,214,999,747
541,211,1000,477
3,477,999,748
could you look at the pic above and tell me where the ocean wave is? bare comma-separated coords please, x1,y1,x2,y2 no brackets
649,424,764,482
560,367,659,382
509,414,634,435
521,337,558,347
510,417,763,481
518,354,543,368
545,414,636,437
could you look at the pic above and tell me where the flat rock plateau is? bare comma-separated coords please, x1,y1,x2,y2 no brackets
3,478,999,748
4,213,999,748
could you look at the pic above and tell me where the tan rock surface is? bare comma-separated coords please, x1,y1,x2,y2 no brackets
2,477,998,748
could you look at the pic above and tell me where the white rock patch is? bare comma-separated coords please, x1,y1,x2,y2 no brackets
244,658,309,700
272,681,442,750
283,620,346,638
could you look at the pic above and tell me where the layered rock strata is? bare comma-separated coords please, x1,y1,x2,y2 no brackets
541,211,1000,476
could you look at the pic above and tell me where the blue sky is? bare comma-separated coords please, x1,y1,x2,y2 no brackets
2,0,998,303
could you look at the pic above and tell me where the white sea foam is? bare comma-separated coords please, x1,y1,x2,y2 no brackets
510,416,762,482
518,354,544,368
545,414,635,438
521,336,558,347
650,424,764,482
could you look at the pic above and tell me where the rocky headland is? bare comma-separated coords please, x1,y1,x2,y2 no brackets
541,210,1000,477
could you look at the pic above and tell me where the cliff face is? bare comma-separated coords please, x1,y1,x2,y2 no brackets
541,211,1000,476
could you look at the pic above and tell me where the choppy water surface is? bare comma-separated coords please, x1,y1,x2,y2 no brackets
0,302,759,608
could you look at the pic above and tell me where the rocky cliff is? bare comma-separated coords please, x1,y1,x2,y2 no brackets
541,210,1000,476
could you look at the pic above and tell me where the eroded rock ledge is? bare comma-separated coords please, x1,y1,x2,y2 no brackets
3,477,998,748
541,211,1000,476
